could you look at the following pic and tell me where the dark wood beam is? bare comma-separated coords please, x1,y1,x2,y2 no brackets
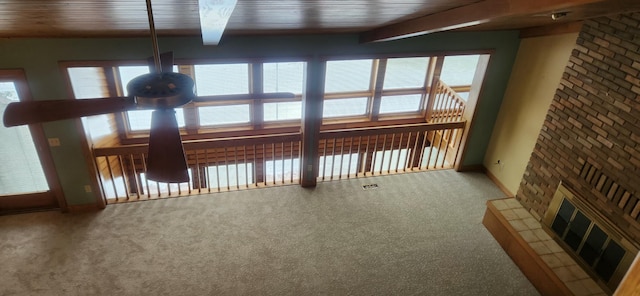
360,0,604,42
519,21,583,38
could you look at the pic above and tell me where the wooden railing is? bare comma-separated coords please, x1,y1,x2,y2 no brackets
92,79,469,203
93,133,302,203
317,121,465,181
430,80,466,123
92,120,465,202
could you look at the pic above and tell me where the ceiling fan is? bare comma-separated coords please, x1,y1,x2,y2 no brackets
2,0,294,183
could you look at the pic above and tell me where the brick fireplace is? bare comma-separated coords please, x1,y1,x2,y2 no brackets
517,13,640,244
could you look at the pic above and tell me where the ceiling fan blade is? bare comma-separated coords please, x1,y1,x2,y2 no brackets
146,109,189,183
198,0,237,45
192,92,296,103
3,97,135,127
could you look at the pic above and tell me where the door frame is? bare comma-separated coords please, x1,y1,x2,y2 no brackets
0,69,66,214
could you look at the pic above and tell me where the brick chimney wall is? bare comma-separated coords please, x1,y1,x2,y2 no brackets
517,13,640,242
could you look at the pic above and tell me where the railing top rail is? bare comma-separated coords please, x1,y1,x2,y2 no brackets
93,132,303,157
437,80,466,104
319,121,465,139
93,120,465,157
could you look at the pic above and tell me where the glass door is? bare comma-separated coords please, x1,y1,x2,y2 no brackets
0,70,64,213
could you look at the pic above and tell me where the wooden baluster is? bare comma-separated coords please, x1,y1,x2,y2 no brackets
224,147,230,191
261,143,266,186
395,133,403,173
378,134,387,175
330,138,337,180
338,137,345,179
94,156,108,204
117,155,130,201
422,131,433,169
129,154,142,199
205,149,211,193
290,141,294,183
355,136,363,177
441,128,452,168
105,156,118,201
363,135,374,176
346,137,354,178
139,153,151,198
388,133,395,173
433,130,444,169
253,144,259,187
271,143,276,185
214,148,221,192
403,132,412,172
244,145,249,188
194,151,201,193
234,146,239,190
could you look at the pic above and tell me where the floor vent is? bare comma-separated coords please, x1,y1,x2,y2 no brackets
362,184,379,190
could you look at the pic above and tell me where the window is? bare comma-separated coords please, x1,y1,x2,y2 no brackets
199,104,250,126
0,81,49,195
440,55,480,87
379,57,430,114
383,57,429,89
194,64,249,95
67,67,114,141
323,97,368,118
379,94,422,114
325,59,373,92
65,60,308,137
263,62,304,122
322,55,482,122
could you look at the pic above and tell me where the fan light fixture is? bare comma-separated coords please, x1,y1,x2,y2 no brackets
551,12,569,20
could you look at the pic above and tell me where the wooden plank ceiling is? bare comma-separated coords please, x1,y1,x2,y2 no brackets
0,0,638,40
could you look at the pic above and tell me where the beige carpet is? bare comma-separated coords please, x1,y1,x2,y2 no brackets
0,170,538,295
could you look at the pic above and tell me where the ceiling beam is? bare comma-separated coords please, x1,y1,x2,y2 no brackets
519,21,583,38
360,0,605,42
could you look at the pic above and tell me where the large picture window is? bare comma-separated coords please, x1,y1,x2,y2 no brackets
64,60,307,138
63,53,484,144
263,62,305,122
322,54,482,123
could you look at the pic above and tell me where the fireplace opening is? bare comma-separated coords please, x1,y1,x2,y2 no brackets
543,182,639,293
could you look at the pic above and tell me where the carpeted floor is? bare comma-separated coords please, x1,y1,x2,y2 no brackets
0,170,539,296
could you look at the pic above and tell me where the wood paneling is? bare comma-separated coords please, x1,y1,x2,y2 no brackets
0,0,636,38
0,0,475,37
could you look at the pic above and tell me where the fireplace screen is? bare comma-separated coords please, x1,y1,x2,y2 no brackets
543,182,639,292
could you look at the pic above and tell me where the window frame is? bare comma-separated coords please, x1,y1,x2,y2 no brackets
319,52,486,130
320,55,435,126
61,58,309,143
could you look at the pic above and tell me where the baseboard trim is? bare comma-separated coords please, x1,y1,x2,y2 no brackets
456,164,483,172
67,203,103,213
482,166,515,197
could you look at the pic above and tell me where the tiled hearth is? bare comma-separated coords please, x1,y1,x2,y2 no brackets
484,198,607,296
